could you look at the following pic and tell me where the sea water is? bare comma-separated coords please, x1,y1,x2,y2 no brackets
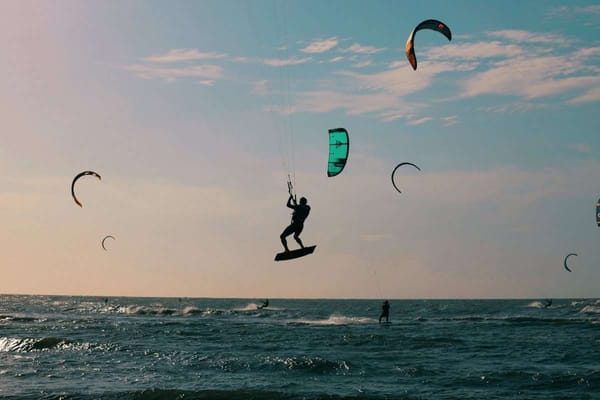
0,296,598,399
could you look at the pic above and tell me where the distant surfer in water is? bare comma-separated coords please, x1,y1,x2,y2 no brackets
257,299,269,309
280,193,310,252
379,300,390,323
544,299,552,308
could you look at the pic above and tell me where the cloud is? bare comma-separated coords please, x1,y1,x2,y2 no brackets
278,59,470,121
547,5,600,17
486,30,572,45
197,80,215,86
478,102,548,113
263,57,312,67
328,56,345,63
144,48,227,63
568,87,600,104
460,55,600,100
575,5,600,14
572,47,600,59
291,89,416,119
301,37,338,53
124,64,224,82
425,41,524,60
341,43,386,54
336,61,466,96
407,117,433,125
568,143,593,154
353,60,373,68
442,115,459,126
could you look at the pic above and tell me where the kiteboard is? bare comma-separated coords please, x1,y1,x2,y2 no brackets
274,245,316,261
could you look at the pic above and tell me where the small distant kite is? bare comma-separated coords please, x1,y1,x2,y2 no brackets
102,235,115,251
71,171,101,207
596,198,600,227
405,19,452,70
391,162,421,193
563,253,577,272
327,128,349,177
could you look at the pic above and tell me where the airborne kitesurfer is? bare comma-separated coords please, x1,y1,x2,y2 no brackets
280,187,310,253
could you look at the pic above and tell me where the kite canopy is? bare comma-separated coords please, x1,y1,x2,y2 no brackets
405,19,452,70
327,128,349,177
596,198,600,226
563,253,577,272
391,162,421,193
102,235,115,251
71,171,101,207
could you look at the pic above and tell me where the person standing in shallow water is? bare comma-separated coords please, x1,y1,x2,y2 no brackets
280,194,310,252
379,300,390,323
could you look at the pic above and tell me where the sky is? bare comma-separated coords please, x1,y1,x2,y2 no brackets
1,0,599,298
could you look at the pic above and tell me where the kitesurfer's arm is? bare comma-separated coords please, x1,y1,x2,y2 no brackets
287,194,296,209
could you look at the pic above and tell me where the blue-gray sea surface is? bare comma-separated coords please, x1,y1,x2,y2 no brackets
0,296,598,399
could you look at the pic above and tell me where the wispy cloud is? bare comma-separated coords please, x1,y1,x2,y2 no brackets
353,60,373,68
301,37,338,53
460,55,600,101
442,115,459,126
341,43,386,54
263,56,312,67
547,5,600,17
568,143,593,154
407,117,433,125
328,56,345,63
486,30,571,45
573,47,600,59
124,64,224,82
144,48,227,63
197,80,215,86
426,41,524,60
568,87,600,104
290,89,418,121
479,102,548,113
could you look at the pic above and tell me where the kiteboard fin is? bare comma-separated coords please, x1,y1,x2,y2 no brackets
275,245,316,261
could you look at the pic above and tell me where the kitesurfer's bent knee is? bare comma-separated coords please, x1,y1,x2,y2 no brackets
281,223,303,251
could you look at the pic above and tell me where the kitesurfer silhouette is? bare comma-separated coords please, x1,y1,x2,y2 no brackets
544,299,552,308
379,300,390,323
280,187,310,252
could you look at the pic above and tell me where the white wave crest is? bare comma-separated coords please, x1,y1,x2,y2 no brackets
291,314,377,326
233,303,259,311
526,301,544,308
580,305,600,314
181,306,203,315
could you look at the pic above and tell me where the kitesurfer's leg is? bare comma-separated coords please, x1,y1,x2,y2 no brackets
280,225,295,252
293,224,304,248
293,234,304,249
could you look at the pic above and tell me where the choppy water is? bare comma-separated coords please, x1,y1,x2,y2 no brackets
0,296,598,399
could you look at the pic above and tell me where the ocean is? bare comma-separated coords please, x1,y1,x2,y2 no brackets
0,296,598,399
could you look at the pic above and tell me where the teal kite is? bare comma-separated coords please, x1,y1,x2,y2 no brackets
327,128,349,177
